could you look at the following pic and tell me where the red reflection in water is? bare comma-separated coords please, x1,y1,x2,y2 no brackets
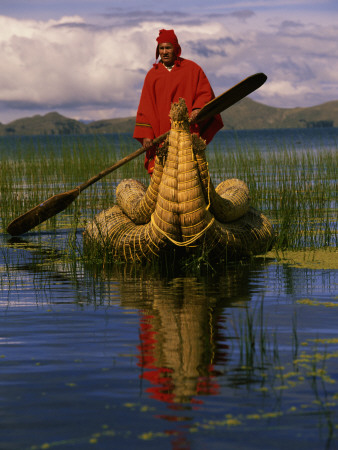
137,310,228,421
136,309,229,448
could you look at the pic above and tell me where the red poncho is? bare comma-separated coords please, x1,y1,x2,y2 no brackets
133,58,223,174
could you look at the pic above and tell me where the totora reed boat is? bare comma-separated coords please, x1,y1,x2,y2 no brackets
84,98,275,263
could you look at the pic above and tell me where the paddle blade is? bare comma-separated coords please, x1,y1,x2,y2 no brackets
195,72,267,123
6,188,80,236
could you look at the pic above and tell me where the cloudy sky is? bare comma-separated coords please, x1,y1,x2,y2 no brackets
0,0,337,123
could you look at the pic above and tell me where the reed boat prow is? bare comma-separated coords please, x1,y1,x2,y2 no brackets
84,98,275,262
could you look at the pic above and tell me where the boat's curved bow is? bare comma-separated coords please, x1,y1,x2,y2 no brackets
84,98,275,262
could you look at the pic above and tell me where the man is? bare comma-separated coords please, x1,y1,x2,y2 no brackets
133,29,224,174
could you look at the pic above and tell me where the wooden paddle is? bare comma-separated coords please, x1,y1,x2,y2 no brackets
6,72,267,236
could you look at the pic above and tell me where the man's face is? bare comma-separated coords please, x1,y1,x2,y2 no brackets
158,43,176,66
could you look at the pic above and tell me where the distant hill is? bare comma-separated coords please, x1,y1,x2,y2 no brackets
220,98,338,130
0,98,337,136
0,112,87,136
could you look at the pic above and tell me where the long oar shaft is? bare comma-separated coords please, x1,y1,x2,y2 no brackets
77,132,168,193
6,132,169,236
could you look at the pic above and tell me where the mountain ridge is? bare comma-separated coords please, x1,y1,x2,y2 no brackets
0,98,337,136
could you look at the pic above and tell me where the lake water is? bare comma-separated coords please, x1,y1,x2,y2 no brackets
1,126,337,157
0,128,337,449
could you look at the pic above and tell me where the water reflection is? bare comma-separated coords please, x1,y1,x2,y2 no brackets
2,239,265,412
136,284,223,408
81,263,260,448
1,236,337,449
91,263,259,411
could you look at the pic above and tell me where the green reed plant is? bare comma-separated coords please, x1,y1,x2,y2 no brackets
208,144,337,250
1,134,336,251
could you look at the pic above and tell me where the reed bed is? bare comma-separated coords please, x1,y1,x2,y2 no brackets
210,144,337,250
0,133,336,251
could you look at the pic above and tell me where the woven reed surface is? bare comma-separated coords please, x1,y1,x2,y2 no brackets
116,154,164,224
84,98,275,262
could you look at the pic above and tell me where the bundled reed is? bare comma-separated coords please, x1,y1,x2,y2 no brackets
84,99,275,262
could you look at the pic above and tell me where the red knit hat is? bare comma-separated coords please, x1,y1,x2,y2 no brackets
156,29,181,59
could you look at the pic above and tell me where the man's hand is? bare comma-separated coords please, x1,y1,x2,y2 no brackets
143,138,153,149
189,108,201,124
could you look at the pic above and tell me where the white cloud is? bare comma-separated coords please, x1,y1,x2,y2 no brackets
0,16,149,106
0,10,337,123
